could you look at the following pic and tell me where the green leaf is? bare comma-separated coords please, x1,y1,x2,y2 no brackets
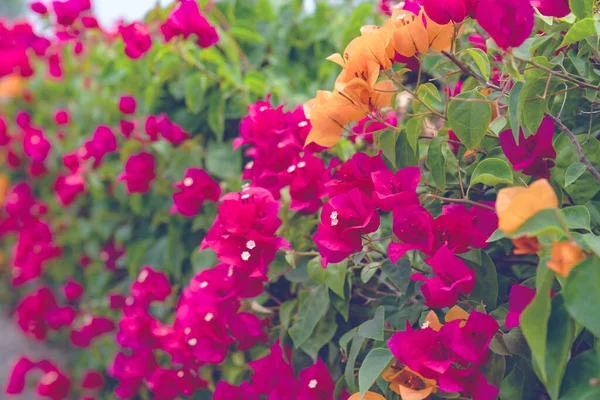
469,251,499,309
520,263,555,383
207,93,225,142
561,206,592,231
565,163,587,187
417,82,441,106
481,352,507,388
280,299,297,329
509,82,524,141
569,0,594,19
360,263,378,283
326,260,348,298
231,25,265,43
447,90,493,149
288,285,330,348
358,348,394,399
243,71,267,96
300,309,338,361
469,158,513,192
560,349,600,399
184,73,207,114
382,259,411,293
341,4,372,48
379,130,398,168
543,294,576,400
564,257,600,337
205,140,241,180
489,116,507,135
486,228,506,243
426,137,446,190
499,358,537,400
395,129,419,168
560,18,598,47
463,48,491,81
405,117,422,154
552,134,600,203
308,256,327,283
508,208,565,238
358,306,385,341
345,332,366,392
518,58,559,135
582,234,600,258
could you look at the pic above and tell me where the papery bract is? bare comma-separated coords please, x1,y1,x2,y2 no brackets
118,152,156,194
119,22,153,59
506,285,536,329
171,168,221,217
161,0,219,48
476,0,534,49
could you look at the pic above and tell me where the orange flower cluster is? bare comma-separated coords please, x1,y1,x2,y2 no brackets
304,8,458,147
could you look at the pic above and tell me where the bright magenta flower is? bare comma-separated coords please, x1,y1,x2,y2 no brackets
371,167,420,211
53,109,70,125
351,112,397,144
100,240,124,271
109,350,156,398
161,0,219,48
505,284,536,329
7,357,71,400
118,95,137,115
421,0,477,24
435,204,498,252
119,22,153,59
441,312,499,365
326,152,388,198
171,168,221,217
314,188,380,267
228,312,269,350
214,382,260,400
412,245,475,308
297,359,336,399
130,266,172,305
247,340,295,394
80,370,104,390
476,0,534,49
54,174,85,206
23,127,51,162
15,286,75,340
70,316,115,347
82,126,117,168
388,205,438,263
287,153,328,214
31,1,49,15
51,0,91,26
62,279,83,301
499,116,556,179
118,152,156,194
531,0,570,17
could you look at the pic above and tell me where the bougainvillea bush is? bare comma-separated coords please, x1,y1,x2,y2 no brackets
1,0,600,398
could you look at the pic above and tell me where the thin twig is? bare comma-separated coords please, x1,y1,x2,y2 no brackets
513,55,600,91
544,112,600,182
427,194,496,211
441,51,502,91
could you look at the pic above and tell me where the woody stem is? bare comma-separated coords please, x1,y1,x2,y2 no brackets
426,194,496,211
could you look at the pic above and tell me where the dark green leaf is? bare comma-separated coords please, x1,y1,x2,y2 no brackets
280,299,297,329
509,208,565,238
564,257,600,337
509,82,524,141
358,348,394,398
345,332,366,392
560,18,598,47
570,0,594,19
300,309,338,361
207,93,225,142
552,134,600,203
395,131,419,168
561,206,592,232
184,73,207,114
326,260,348,298
205,140,241,180
469,158,513,192
481,352,507,388
499,358,537,400
358,306,385,341
426,137,446,190
447,90,493,149
288,285,330,348
379,130,398,168
405,117,422,153
560,349,600,399
565,163,587,187
469,251,499,309
382,259,411,293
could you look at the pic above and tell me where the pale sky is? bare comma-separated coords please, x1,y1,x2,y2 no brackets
93,0,171,26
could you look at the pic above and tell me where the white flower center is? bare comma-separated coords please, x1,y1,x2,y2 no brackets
183,177,194,187
297,161,306,168
204,313,214,322
422,321,430,329
30,135,40,144
245,161,254,169
177,371,184,378
308,379,318,389
330,211,339,226
188,338,197,346
40,371,58,385
241,194,250,200
277,142,284,148
125,296,134,306
287,165,296,173
259,106,268,112
199,281,208,289
246,240,256,250
241,251,251,261
138,270,149,282
227,266,234,277
184,327,191,335
298,121,308,128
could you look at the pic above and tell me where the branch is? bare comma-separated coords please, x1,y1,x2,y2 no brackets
545,112,600,183
427,194,496,211
513,55,600,91
441,51,501,91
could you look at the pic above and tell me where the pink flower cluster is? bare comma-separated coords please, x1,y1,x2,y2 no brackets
6,357,70,400
388,311,500,399
108,262,268,399
213,340,350,400
234,99,329,214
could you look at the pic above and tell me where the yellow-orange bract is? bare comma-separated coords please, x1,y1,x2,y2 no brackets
424,305,469,331
547,241,585,277
512,236,541,255
348,392,386,400
496,179,558,234
0,74,25,100
0,175,10,207
383,10,428,57
424,13,456,52
382,364,437,400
